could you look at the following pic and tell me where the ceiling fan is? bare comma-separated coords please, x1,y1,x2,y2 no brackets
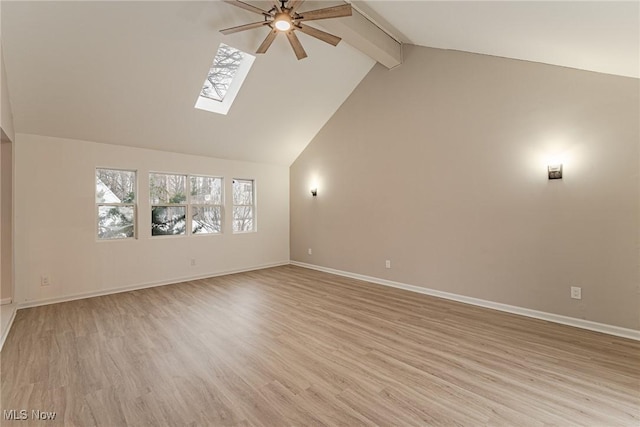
220,0,352,60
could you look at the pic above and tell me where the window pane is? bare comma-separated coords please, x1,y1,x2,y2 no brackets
233,179,253,205
151,206,186,236
233,206,253,232
201,44,244,102
191,176,222,205
96,169,135,203
150,173,187,204
98,205,134,239
192,206,222,234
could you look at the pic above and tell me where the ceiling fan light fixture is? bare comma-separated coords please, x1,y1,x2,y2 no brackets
274,13,292,31
275,20,291,31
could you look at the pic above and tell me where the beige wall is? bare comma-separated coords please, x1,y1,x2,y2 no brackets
1,140,12,303
290,45,640,330
0,34,15,305
14,134,289,305
1,42,15,143
0,138,3,303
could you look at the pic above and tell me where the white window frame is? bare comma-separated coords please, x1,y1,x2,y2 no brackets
190,175,224,236
95,168,137,241
232,178,256,234
150,172,188,238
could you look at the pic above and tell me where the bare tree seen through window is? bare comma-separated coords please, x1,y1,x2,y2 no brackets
233,179,255,232
150,173,187,236
96,169,136,239
201,44,244,102
191,176,223,234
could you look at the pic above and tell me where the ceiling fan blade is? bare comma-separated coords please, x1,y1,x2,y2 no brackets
288,0,305,15
272,0,282,12
256,29,278,54
222,0,272,17
296,4,352,21
295,23,341,46
220,21,270,35
286,30,308,60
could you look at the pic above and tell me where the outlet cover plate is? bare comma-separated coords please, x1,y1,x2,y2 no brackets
571,286,582,300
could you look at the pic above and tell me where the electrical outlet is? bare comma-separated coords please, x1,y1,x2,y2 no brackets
190,259,196,267
571,286,582,300
308,248,312,255
385,260,391,269
41,275,51,287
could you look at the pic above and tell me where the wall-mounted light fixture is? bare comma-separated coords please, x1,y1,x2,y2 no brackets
548,164,563,180
310,188,318,197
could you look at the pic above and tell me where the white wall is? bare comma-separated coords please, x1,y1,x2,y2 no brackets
14,134,289,305
291,45,640,330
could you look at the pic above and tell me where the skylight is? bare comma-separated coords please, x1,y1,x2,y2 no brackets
195,43,255,115
201,44,242,101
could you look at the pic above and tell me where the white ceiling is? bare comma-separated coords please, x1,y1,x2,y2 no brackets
0,1,375,165
363,0,639,79
1,1,638,166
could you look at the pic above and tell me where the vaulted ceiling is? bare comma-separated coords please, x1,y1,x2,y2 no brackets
1,1,637,165
363,0,639,78
0,1,375,165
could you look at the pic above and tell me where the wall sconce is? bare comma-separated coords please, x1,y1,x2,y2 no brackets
310,188,318,197
548,164,563,180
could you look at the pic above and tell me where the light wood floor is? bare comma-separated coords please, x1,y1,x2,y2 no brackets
2,265,639,426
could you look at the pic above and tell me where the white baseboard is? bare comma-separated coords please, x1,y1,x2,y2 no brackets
290,261,640,341
2,262,288,352
0,304,17,352
0,297,12,305
18,261,290,310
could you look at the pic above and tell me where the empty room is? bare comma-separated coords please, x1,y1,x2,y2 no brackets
0,0,638,425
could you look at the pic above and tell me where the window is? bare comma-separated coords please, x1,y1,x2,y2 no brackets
96,169,136,240
200,44,243,102
150,173,224,236
190,176,223,234
150,173,187,236
194,43,256,115
233,179,255,233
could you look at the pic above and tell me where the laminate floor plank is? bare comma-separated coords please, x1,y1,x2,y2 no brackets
2,265,639,426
